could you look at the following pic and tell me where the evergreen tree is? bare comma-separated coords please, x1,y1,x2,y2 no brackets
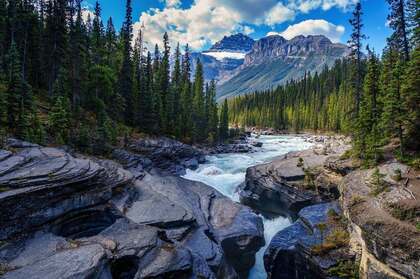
348,2,367,114
118,0,133,123
170,43,182,136
157,33,170,133
380,49,406,156
192,58,205,142
48,95,71,144
180,44,192,140
387,0,411,61
401,45,420,151
219,99,229,142
6,41,33,139
356,49,382,163
91,1,104,65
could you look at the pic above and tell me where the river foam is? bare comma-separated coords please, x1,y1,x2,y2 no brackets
183,135,313,278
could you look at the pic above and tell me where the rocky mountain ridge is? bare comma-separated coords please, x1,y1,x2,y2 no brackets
191,33,349,100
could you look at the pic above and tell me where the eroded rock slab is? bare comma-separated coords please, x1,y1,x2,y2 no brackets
264,202,354,279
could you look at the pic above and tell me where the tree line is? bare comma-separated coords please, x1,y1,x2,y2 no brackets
0,0,230,153
229,0,419,165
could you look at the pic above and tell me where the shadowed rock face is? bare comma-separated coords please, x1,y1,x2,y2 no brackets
264,202,350,279
0,140,264,279
125,137,206,176
238,147,342,217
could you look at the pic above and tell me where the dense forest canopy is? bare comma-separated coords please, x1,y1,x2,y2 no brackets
229,0,419,165
0,0,230,153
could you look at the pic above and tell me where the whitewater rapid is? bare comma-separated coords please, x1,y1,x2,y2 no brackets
183,135,313,278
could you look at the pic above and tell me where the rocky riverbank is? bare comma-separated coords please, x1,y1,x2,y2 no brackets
0,138,265,278
237,135,419,279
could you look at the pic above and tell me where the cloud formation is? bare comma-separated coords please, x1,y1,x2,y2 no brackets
134,0,356,51
268,19,345,43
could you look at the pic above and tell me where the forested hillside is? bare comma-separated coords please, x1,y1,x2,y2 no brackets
0,0,230,152
229,0,419,164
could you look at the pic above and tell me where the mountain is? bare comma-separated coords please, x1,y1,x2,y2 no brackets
216,35,349,100
191,33,254,81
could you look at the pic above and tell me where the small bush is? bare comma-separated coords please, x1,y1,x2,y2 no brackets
339,149,352,160
297,157,304,168
391,169,403,182
328,260,359,279
312,228,349,255
416,222,420,231
350,195,365,207
303,167,317,190
0,263,15,276
369,168,388,196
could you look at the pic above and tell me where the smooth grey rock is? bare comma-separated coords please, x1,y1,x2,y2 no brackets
0,146,133,240
3,244,108,279
264,202,347,279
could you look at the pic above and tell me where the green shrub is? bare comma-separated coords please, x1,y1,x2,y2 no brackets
391,169,403,182
369,168,388,196
328,260,359,279
297,157,304,168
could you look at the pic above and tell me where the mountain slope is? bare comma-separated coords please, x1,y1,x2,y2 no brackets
191,33,254,81
217,35,349,100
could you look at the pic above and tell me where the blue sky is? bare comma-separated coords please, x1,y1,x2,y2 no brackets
85,0,391,52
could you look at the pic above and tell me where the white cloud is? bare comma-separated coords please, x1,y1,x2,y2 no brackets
81,8,95,23
161,0,181,8
265,3,296,26
133,0,355,51
269,19,345,43
289,0,358,13
134,0,294,51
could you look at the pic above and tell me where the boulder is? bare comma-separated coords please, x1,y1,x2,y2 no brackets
126,136,205,175
264,202,354,279
0,146,133,240
0,144,265,279
239,149,329,216
238,138,349,217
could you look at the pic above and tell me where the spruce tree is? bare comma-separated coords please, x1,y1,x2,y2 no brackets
219,99,229,142
192,58,205,142
357,49,382,163
180,44,192,140
48,95,71,144
387,0,411,61
401,45,420,151
348,2,367,114
118,0,133,124
170,43,182,136
6,41,33,139
158,33,171,133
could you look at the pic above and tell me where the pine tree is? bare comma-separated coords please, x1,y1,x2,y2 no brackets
170,43,182,136
387,0,411,61
401,45,420,151
356,49,382,163
6,41,33,139
381,49,406,156
348,2,367,114
180,44,192,140
192,58,205,142
219,99,229,142
48,95,71,144
141,51,158,133
157,33,170,133
91,1,104,65
118,0,133,124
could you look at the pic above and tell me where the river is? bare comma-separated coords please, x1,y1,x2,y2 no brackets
183,134,313,278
